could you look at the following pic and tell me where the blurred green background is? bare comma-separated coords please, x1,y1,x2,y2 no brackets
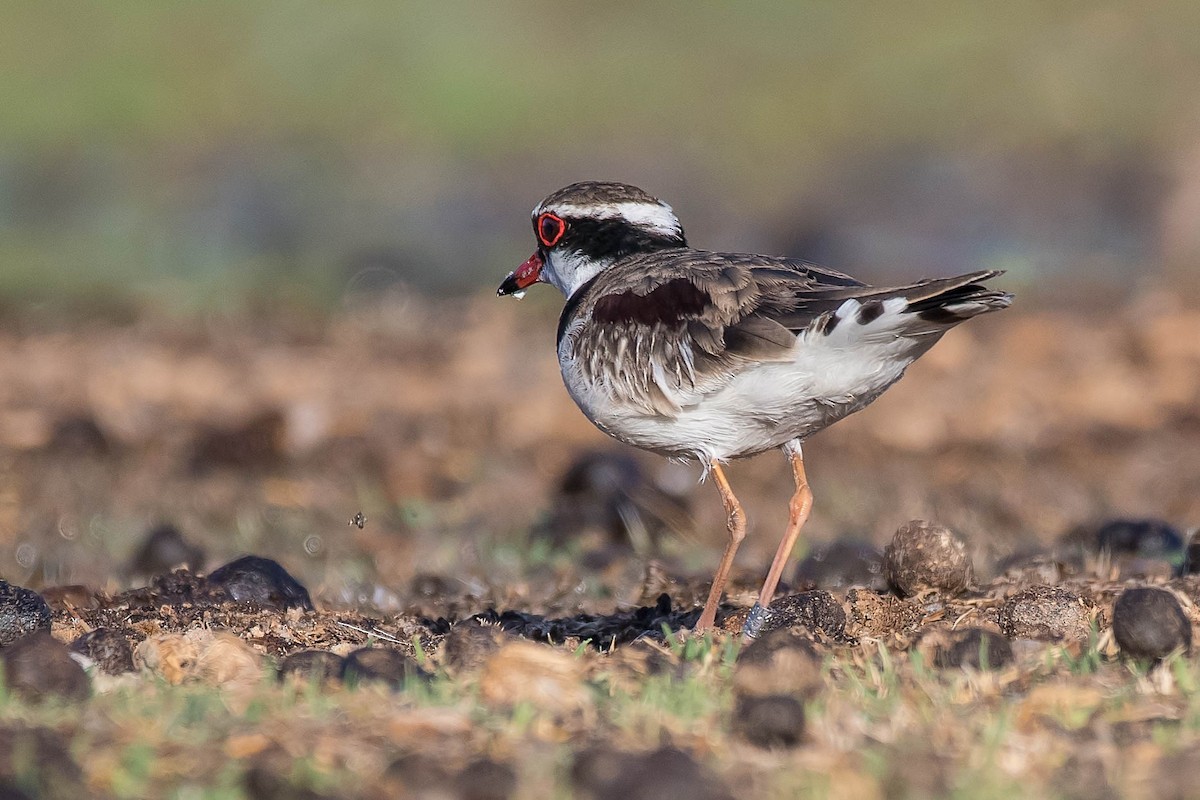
3,2,1199,311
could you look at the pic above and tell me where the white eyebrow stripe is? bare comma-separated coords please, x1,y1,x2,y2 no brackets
535,201,682,236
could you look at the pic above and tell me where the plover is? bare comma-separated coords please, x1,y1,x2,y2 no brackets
499,181,1011,637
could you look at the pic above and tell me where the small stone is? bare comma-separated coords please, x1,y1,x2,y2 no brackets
454,758,518,800
1112,587,1191,660
732,694,806,749
71,628,135,673
1095,518,1183,559
733,628,823,699
759,591,846,639
341,647,426,689
278,650,345,684
844,588,922,639
1,633,89,702
129,523,206,577
933,628,1014,670
795,539,886,591
884,520,974,597
479,641,591,715
206,556,313,611
571,746,732,800
998,586,1095,642
0,580,52,647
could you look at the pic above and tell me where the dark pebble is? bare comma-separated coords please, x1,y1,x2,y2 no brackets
129,523,206,577
998,586,1094,642
206,556,313,611
341,647,426,689
1095,518,1183,559
933,628,1014,670
571,746,732,800
733,694,806,748
277,650,345,683
1,633,89,703
190,409,286,472
794,539,886,591
759,591,846,640
1112,587,1191,660
0,581,51,647
71,628,135,674
0,726,85,798
884,520,974,597
454,758,518,800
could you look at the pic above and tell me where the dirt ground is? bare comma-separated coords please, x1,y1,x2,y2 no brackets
2,289,1200,798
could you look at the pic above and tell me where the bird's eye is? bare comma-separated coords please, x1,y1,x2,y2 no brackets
536,212,566,247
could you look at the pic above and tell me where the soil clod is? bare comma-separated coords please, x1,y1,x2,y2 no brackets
933,627,1014,670
1112,586,1191,660
0,580,51,647
129,522,206,578
0,632,90,702
277,650,346,684
341,647,425,688
733,694,806,749
998,586,1096,642
71,627,135,673
884,520,974,597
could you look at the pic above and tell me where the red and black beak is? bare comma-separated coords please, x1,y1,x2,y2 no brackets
497,251,544,297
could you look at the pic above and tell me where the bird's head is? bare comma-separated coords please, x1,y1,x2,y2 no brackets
498,181,687,299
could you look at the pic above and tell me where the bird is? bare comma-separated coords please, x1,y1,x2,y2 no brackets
498,181,1012,638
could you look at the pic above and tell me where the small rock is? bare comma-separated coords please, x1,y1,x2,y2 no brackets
277,650,346,684
1112,587,1191,660
998,586,1095,642
438,619,513,676
479,641,591,715
732,694,806,748
0,633,89,702
571,746,732,800
884,520,974,597
341,647,426,689
0,580,51,647
844,588,922,639
795,539,886,591
757,591,846,639
71,628,135,674
733,628,823,699
129,523,206,577
454,758,518,800
933,628,1014,670
206,556,313,611
1095,518,1184,560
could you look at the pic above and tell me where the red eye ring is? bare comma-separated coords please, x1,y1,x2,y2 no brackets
536,212,566,247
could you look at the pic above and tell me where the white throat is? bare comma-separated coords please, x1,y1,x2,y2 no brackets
542,249,613,298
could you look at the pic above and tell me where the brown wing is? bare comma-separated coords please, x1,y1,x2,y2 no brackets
558,250,869,416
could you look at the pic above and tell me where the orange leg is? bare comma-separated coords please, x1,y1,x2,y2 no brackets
694,460,746,632
743,441,813,639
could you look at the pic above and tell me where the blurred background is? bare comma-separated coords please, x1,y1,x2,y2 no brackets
1,3,1199,605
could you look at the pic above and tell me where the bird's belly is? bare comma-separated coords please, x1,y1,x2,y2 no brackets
562,335,918,462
